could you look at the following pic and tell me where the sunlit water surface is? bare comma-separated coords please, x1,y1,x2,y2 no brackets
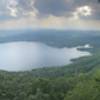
0,42,91,71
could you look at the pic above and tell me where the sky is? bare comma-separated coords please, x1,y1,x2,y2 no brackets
0,0,100,30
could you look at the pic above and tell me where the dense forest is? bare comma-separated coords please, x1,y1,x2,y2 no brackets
0,67,100,100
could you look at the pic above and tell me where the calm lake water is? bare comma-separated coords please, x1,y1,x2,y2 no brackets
0,42,91,71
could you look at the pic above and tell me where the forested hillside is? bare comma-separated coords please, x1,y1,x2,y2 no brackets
0,67,100,100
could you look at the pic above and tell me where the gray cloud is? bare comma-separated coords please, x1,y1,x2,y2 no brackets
33,0,100,20
17,0,34,11
0,0,100,20
34,0,98,16
34,0,72,16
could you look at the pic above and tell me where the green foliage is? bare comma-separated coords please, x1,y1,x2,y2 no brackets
64,80,100,100
0,68,100,100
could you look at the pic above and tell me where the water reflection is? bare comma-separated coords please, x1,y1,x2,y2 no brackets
0,42,91,71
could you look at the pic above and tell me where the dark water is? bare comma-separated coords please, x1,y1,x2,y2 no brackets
0,42,91,71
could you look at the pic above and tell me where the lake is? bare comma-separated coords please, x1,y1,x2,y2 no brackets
0,42,91,71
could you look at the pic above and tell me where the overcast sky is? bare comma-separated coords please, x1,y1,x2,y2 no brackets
0,0,100,30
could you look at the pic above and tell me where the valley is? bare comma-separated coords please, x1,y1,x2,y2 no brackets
0,30,100,100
